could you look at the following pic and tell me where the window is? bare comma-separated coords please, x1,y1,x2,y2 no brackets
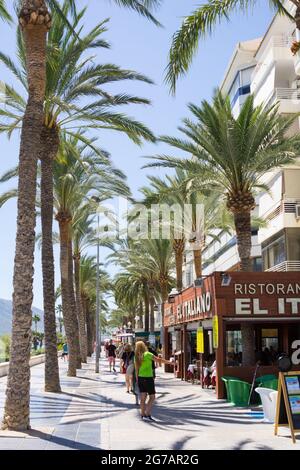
228,66,254,107
262,234,286,270
287,228,300,261
252,257,262,272
226,330,242,366
186,270,192,287
260,328,278,364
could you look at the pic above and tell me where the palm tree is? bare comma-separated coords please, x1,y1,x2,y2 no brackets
53,133,129,375
55,304,63,333
112,237,174,335
0,1,155,393
141,169,231,288
166,1,296,92
2,0,160,431
32,314,41,333
146,91,300,364
147,92,300,272
79,255,110,356
73,207,114,362
1,0,52,431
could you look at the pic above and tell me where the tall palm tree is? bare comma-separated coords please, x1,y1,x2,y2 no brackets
113,237,174,335
32,314,41,333
0,1,155,391
54,133,130,375
1,0,52,431
72,210,93,363
73,208,114,362
146,91,300,365
166,0,295,92
2,0,160,431
147,92,300,272
79,255,110,356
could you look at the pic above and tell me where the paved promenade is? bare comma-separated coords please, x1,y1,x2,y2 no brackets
0,357,298,450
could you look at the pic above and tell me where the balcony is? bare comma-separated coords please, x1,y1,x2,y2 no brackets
266,261,300,272
265,87,300,113
252,35,294,94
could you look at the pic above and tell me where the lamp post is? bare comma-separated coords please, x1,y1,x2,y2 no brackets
92,196,101,373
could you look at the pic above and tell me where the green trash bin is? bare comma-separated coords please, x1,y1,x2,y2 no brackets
257,378,278,390
227,379,251,406
255,374,277,385
221,376,237,402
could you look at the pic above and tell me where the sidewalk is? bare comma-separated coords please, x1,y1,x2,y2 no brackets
0,356,298,450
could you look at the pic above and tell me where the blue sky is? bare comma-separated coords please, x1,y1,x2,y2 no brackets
0,0,273,310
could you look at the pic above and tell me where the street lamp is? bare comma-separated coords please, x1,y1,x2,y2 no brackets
92,196,101,373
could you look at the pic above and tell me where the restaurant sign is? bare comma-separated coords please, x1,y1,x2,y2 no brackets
177,292,212,321
233,282,300,316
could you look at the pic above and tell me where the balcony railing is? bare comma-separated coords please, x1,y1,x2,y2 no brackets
271,35,294,48
266,261,300,272
265,87,300,109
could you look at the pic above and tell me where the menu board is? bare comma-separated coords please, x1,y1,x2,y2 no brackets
275,372,300,443
284,375,300,429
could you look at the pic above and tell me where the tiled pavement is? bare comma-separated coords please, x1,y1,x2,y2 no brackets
0,357,299,450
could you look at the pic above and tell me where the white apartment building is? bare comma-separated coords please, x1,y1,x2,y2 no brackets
183,3,300,287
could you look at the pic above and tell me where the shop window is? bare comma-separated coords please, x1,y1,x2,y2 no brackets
226,330,242,366
259,328,278,364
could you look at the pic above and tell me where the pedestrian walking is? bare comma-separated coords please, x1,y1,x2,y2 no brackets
107,339,117,372
135,341,174,421
62,342,68,362
116,342,125,371
121,343,135,393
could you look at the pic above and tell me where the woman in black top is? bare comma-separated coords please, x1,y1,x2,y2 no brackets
121,343,135,393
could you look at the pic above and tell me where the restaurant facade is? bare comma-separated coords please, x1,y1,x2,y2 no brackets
163,272,300,398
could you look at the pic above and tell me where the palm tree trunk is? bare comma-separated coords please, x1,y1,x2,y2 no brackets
68,239,82,369
74,254,87,363
173,239,184,291
2,2,51,431
193,249,202,279
234,209,254,365
84,297,93,357
56,215,79,376
143,291,150,333
40,126,61,392
149,294,155,333
234,210,252,272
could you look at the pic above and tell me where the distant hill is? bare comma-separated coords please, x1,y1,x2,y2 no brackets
0,299,44,336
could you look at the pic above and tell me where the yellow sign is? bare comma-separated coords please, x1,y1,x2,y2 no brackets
213,315,218,349
197,327,204,353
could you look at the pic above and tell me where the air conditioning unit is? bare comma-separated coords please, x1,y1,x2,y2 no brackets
296,204,300,219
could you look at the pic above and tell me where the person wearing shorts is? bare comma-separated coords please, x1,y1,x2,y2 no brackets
134,341,174,421
107,340,116,372
121,343,135,393
61,342,68,362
